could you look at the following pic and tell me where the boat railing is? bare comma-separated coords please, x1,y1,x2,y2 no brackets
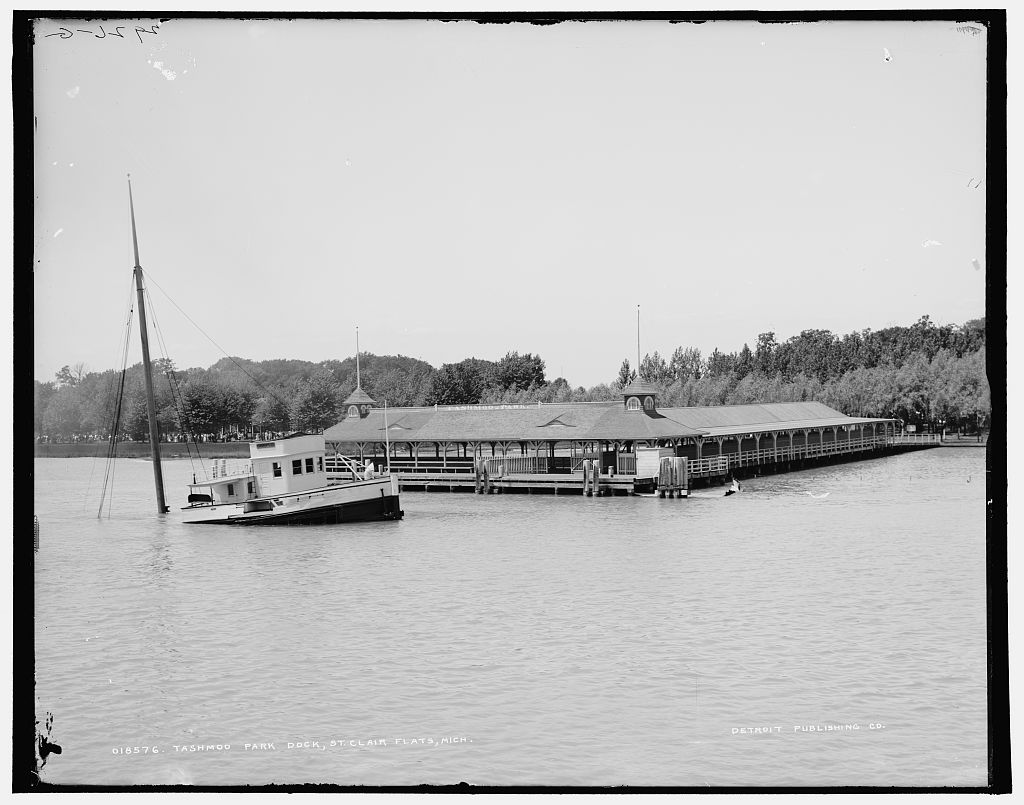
324,453,387,481
209,459,253,479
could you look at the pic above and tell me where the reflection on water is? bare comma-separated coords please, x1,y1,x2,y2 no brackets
33,449,989,786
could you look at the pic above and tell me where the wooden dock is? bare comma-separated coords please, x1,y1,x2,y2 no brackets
326,433,941,497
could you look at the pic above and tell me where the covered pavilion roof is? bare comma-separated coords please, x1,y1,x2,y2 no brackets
322,400,891,445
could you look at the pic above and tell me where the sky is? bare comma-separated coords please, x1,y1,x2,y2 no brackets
31,15,992,389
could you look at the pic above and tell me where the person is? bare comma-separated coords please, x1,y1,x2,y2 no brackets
724,477,741,496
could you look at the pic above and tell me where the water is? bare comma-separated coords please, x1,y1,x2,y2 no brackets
33,449,989,787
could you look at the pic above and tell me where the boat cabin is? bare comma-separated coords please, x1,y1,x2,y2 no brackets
187,433,330,504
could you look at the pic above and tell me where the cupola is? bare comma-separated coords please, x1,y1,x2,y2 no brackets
342,387,375,419
621,379,659,413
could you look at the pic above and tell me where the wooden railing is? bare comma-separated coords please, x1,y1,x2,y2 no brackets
325,433,925,483
618,454,637,475
688,456,730,476
484,456,546,475
688,435,890,475
887,433,943,445
325,456,477,475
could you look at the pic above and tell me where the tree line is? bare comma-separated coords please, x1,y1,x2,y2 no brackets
34,315,989,442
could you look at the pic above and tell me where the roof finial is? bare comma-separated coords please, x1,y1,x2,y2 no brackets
355,326,361,390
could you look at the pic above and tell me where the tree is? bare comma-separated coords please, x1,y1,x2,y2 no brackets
639,351,671,384
668,346,702,381
364,369,420,407
705,348,735,377
54,365,80,388
753,332,777,376
494,351,546,392
736,343,753,377
425,358,496,405
614,359,637,389
122,386,152,441
41,387,83,439
253,393,292,433
292,369,342,432
176,378,223,436
34,381,57,436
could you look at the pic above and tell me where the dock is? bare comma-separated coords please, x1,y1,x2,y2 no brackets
321,390,945,497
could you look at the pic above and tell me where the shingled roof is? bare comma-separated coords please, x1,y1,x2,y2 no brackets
342,387,376,406
661,402,889,437
322,400,890,444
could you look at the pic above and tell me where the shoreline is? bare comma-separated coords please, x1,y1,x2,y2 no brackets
34,442,253,459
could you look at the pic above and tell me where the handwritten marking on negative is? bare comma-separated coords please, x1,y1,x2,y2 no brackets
45,24,159,44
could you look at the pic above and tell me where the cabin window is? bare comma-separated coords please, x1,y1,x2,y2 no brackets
644,396,654,410
348,405,359,417
292,459,302,475
305,457,314,473
317,457,323,472
626,396,641,411
247,481,254,494
227,483,235,496
273,462,282,477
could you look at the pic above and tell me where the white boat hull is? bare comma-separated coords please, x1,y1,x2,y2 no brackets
180,476,402,525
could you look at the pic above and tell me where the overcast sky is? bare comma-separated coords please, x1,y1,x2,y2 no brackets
32,16,989,388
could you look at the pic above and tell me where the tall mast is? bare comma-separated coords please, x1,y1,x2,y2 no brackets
128,176,168,514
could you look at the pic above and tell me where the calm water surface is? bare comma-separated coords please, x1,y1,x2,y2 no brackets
33,449,989,786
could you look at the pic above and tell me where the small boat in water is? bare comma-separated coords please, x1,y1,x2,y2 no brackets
182,433,403,525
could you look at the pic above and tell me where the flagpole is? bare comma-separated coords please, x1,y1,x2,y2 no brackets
636,304,641,377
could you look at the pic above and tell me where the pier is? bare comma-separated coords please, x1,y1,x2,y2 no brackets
323,383,939,497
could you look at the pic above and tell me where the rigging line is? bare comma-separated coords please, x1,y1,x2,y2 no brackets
169,367,209,482
143,284,206,480
98,277,137,518
86,278,137,513
98,277,136,510
98,316,133,518
142,269,293,411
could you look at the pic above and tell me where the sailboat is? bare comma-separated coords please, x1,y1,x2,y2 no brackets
125,178,403,525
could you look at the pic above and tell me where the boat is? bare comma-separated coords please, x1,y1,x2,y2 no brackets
116,176,403,526
182,433,403,525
